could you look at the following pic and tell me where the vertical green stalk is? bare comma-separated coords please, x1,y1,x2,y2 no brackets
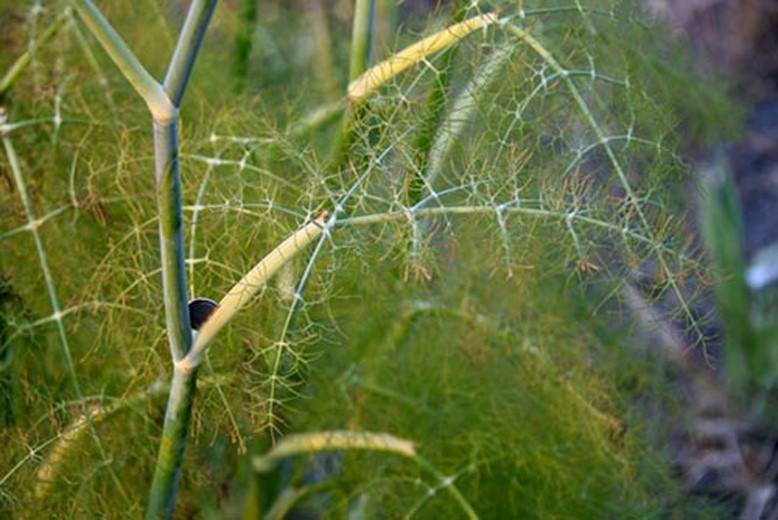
147,2,218,517
70,0,217,516
146,94,192,520
146,366,198,519
330,0,376,170
152,119,191,364
349,0,376,83
702,158,756,395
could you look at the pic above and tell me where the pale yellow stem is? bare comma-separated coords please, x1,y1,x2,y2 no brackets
253,430,416,472
347,12,498,101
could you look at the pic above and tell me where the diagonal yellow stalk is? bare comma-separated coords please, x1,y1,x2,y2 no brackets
347,12,498,101
183,215,327,367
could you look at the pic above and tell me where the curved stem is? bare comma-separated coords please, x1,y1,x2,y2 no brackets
185,216,326,366
251,431,477,519
347,12,498,102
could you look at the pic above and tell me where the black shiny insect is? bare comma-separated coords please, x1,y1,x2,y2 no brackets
188,297,218,331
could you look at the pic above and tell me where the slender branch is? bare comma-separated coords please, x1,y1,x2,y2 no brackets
252,431,416,471
334,204,656,247
70,0,175,121
163,0,218,106
0,10,69,99
349,0,377,82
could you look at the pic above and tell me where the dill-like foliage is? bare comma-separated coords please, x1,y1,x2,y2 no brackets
0,0,738,516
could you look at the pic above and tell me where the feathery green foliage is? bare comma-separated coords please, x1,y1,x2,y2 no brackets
0,0,739,516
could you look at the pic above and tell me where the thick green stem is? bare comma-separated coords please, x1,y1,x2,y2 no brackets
146,3,217,515
146,366,198,519
153,119,192,363
145,119,195,520
66,1,217,515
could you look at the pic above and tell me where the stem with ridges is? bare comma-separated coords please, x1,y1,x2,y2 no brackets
145,113,194,520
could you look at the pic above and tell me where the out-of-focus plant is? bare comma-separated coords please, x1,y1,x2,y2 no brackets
702,156,778,406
